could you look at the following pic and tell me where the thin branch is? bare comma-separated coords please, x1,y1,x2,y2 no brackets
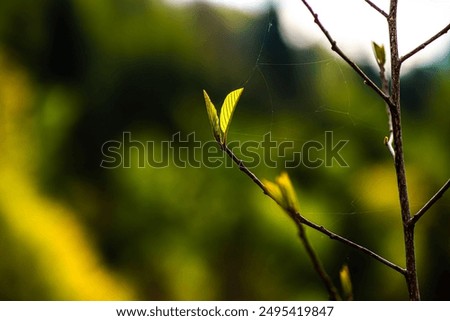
400,23,450,64
410,179,450,226
289,209,406,275
299,0,391,107
388,0,420,300
364,0,388,18
221,143,265,191
222,144,406,276
297,222,341,300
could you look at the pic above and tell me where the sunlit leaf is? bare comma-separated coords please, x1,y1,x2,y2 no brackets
372,42,386,67
263,172,299,212
262,179,285,208
339,264,353,300
219,87,244,144
203,89,221,142
276,172,299,212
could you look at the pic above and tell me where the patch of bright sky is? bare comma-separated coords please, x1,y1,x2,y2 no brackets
166,0,450,73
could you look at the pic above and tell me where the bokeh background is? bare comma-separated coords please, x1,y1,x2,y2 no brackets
0,0,449,300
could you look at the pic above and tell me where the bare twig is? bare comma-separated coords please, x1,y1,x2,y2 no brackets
400,23,450,64
289,209,406,275
299,0,391,107
296,222,341,300
364,0,388,18
221,143,265,191
387,0,420,300
222,144,406,276
410,179,450,226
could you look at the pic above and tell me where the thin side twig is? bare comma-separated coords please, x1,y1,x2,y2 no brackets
364,0,388,18
410,179,450,226
223,144,406,276
221,143,265,191
297,221,341,300
289,209,406,275
299,0,391,107
400,23,450,64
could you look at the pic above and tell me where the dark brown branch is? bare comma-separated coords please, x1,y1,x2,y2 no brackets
221,143,266,191
299,0,391,107
388,0,420,300
222,144,406,276
410,179,450,226
289,209,406,275
364,0,388,18
400,23,450,64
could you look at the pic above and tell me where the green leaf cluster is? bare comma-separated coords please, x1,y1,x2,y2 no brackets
203,88,244,145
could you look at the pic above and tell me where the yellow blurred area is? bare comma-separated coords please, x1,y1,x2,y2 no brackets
354,163,428,214
0,50,135,300
0,0,448,300
350,162,432,299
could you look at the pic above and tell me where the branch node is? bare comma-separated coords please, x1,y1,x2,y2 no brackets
331,41,337,50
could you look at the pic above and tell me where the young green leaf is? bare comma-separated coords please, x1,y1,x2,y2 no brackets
262,179,285,208
372,42,386,67
219,88,244,144
262,172,299,212
276,172,300,212
203,89,221,142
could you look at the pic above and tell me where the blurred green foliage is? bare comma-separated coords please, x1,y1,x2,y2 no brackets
0,0,449,300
